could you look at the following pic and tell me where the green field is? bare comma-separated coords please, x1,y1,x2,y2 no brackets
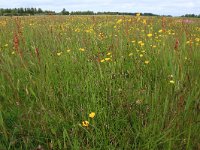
0,15,200,149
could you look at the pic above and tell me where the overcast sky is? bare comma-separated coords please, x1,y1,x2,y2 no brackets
0,0,199,16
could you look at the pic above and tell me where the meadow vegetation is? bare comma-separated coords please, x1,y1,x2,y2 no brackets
0,15,200,149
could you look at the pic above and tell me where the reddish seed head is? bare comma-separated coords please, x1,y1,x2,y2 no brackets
13,33,19,53
174,39,179,50
35,48,40,63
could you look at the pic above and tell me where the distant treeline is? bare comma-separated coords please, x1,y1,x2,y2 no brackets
70,11,161,16
0,8,166,16
0,8,56,16
0,8,199,17
181,14,200,18
0,8,161,16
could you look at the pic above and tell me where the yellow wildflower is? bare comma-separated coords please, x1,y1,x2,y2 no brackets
105,58,111,61
67,49,71,53
75,28,80,32
186,41,190,44
152,45,157,48
141,50,146,53
57,52,62,56
89,112,95,119
144,60,150,64
116,19,123,24
100,59,105,63
129,53,133,56
138,41,144,46
140,43,145,46
143,19,147,24
107,52,111,56
82,121,89,127
79,48,85,52
139,54,143,57
138,41,143,44
147,33,153,37
169,80,175,84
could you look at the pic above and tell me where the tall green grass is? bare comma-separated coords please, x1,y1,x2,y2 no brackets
0,16,200,149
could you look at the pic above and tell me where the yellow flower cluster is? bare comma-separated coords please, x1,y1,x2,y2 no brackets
82,112,96,127
100,52,112,63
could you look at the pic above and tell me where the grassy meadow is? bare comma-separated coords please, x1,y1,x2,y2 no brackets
0,15,200,149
